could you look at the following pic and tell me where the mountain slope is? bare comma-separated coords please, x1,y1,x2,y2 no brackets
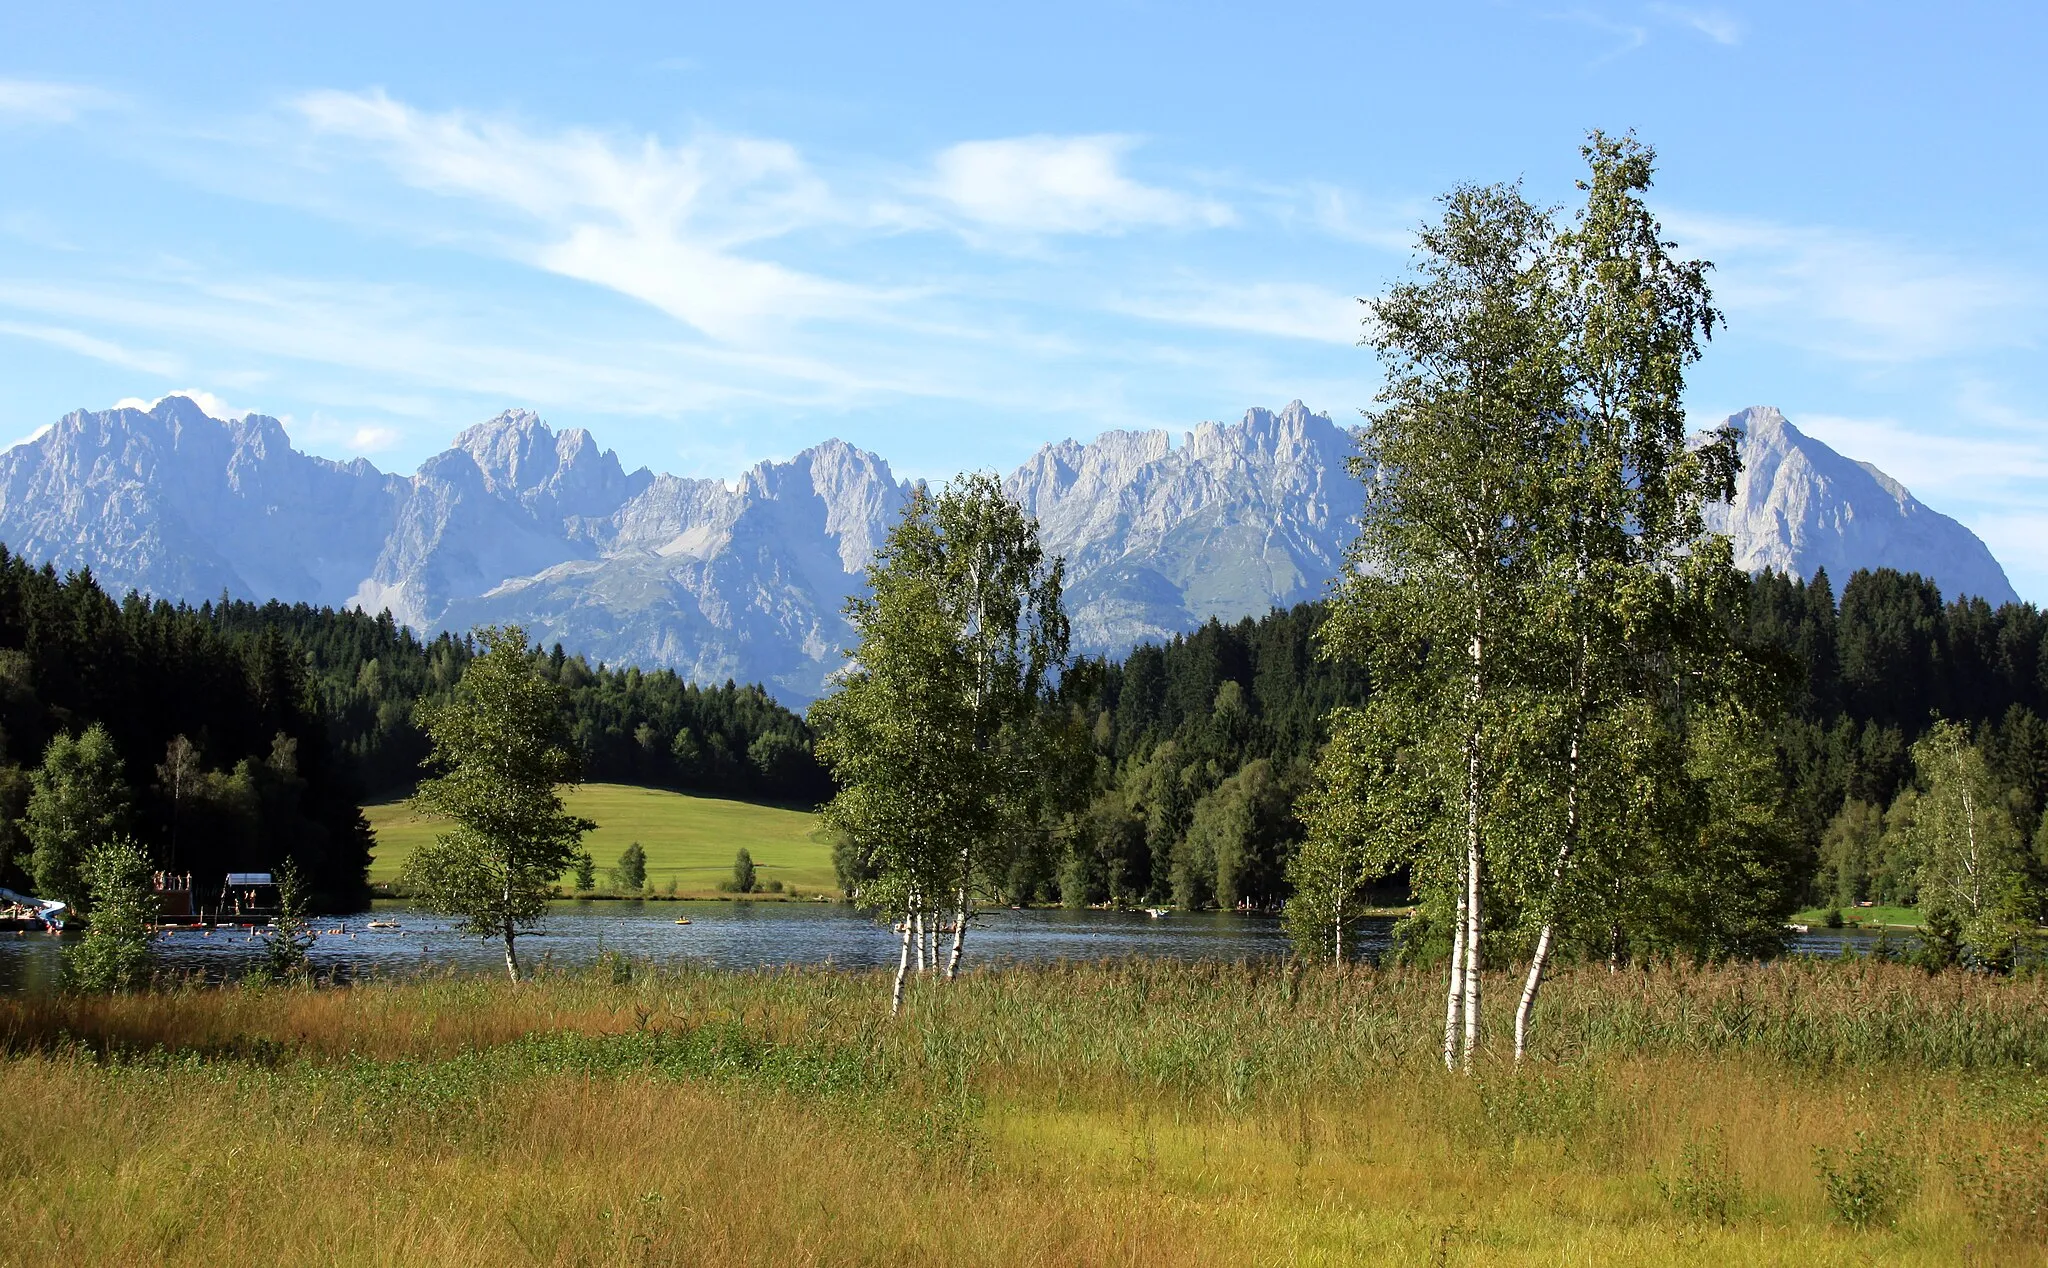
1008,401,1362,650
1704,406,2018,607
0,396,2021,704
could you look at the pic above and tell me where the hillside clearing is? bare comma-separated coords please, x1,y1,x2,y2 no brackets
366,783,834,895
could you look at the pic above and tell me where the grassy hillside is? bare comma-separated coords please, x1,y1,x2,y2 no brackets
366,783,834,895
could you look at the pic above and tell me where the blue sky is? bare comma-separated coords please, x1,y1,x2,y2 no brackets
2,2,2044,600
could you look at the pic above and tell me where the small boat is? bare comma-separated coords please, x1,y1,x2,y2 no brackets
1145,907,1170,919
366,920,400,930
674,918,692,925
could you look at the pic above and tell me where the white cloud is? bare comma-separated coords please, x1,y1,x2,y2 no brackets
0,320,183,374
289,89,880,341
1111,282,1362,345
929,135,1233,235
1650,4,1743,45
109,389,254,420
349,425,402,451
7,423,52,450
1666,211,2031,361
0,79,116,124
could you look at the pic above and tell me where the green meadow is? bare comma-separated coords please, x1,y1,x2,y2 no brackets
365,782,834,895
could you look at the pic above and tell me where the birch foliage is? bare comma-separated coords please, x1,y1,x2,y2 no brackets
811,474,1071,1011
401,625,593,984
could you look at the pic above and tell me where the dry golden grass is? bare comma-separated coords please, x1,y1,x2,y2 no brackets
3,960,2046,1266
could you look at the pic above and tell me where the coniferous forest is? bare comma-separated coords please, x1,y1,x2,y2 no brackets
1032,567,2048,924
1,538,2041,921
0,548,828,909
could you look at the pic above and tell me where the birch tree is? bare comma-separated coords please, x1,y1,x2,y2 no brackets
401,625,594,984
1303,180,1567,1070
1511,131,1737,1060
812,475,1071,1012
1896,720,2035,966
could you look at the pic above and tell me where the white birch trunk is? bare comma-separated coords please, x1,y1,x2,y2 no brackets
944,879,968,980
913,903,926,976
891,911,914,1015
1515,707,1582,1064
503,918,521,984
1462,827,1481,1071
1443,868,1467,1072
1460,615,1484,1072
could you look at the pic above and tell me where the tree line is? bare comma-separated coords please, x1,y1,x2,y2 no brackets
0,553,826,913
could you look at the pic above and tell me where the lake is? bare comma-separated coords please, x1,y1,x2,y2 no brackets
0,901,1911,992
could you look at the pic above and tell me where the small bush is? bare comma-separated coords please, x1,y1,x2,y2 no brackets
263,859,315,982
1815,1132,1918,1229
731,849,757,894
1824,908,1844,929
1657,1131,1738,1223
612,843,647,893
65,835,157,993
767,879,784,893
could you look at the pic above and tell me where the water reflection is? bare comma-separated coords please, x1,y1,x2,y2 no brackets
0,902,1916,993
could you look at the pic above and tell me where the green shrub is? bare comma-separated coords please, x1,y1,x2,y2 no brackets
263,859,315,982
612,843,647,892
1814,1132,1918,1229
65,835,157,993
1657,1131,1737,1223
731,848,757,894
1823,908,1845,929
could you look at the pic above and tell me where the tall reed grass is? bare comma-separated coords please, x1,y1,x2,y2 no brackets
3,959,2045,1265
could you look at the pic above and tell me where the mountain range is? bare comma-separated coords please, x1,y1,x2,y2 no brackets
0,396,2018,704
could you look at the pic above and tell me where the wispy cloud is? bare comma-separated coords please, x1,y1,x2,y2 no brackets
1542,8,1652,62
0,320,184,375
290,89,884,341
1667,211,2032,361
927,135,1233,236
1650,4,1744,45
0,78,117,124
1110,282,1362,345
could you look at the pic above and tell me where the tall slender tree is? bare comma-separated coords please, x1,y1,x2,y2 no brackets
812,474,1071,1012
1511,131,1738,1061
400,625,593,983
1307,180,1568,1070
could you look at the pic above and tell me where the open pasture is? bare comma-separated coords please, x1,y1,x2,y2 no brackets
366,782,834,895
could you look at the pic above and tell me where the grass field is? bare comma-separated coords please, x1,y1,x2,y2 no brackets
5,959,2048,1264
365,783,834,895
1790,904,1925,929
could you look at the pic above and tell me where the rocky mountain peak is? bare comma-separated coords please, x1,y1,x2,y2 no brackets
0,395,2023,705
1708,405,2018,606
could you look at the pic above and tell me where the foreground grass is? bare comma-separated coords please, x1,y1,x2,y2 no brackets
5,960,2048,1265
366,783,832,894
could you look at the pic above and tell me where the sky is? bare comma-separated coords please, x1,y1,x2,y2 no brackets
1,2,2044,600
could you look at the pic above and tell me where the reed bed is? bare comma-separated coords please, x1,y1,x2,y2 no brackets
3,959,2045,1265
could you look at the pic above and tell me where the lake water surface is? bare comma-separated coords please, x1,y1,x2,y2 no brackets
0,900,1909,992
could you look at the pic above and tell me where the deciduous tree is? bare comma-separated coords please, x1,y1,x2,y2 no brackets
400,626,593,983
812,474,1071,1012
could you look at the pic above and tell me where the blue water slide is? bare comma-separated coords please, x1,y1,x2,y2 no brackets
0,886,66,930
